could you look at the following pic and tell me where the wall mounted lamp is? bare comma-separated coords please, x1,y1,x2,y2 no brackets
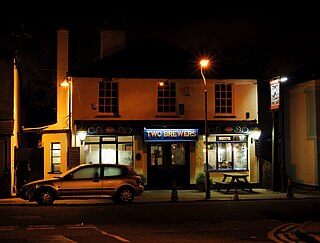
77,129,87,145
251,127,261,143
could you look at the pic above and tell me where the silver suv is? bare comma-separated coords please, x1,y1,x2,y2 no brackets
19,164,144,205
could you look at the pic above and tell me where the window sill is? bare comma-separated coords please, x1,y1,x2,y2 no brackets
155,115,181,118
214,115,236,118
95,114,121,118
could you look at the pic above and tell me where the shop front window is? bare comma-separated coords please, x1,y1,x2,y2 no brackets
204,135,248,171
84,136,134,165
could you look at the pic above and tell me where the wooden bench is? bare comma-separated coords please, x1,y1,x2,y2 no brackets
215,181,231,192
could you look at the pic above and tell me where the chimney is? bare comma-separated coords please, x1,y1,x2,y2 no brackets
56,29,69,128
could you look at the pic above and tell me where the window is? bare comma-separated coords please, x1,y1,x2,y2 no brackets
51,143,61,173
205,135,248,171
157,81,176,113
73,166,100,179
98,79,118,114
84,136,134,166
215,83,233,115
103,166,123,177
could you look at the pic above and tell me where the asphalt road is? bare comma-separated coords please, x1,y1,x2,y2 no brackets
0,199,319,242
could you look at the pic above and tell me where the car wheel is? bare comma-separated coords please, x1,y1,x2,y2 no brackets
36,189,55,205
116,187,134,203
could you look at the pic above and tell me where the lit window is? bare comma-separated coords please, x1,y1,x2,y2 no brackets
157,81,176,113
215,83,233,115
84,135,134,166
51,143,61,173
98,79,118,114
205,135,248,171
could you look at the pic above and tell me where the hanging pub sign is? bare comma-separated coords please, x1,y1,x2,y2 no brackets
270,78,280,111
144,128,198,142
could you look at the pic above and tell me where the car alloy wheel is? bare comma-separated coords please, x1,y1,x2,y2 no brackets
118,188,134,203
37,190,54,205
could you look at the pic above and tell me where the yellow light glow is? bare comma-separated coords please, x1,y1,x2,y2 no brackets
60,79,69,87
200,59,209,68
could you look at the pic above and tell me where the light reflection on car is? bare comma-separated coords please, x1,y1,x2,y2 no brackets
19,164,144,205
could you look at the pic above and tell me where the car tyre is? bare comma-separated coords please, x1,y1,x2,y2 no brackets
36,189,55,205
115,187,134,203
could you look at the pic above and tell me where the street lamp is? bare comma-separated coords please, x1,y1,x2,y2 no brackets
200,59,211,199
60,77,72,148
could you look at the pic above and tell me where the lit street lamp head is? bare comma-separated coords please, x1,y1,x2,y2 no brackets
200,59,209,68
200,59,210,87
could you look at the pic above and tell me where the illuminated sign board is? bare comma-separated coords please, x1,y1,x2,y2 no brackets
270,78,280,110
144,128,198,142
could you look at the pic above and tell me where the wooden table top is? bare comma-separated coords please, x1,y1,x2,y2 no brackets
223,172,249,178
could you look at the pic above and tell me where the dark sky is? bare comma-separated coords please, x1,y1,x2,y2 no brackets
2,4,320,74
1,4,319,127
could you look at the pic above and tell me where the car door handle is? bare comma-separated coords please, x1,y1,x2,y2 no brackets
92,179,100,182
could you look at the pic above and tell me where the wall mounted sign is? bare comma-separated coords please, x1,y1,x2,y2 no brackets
144,128,198,142
270,78,280,111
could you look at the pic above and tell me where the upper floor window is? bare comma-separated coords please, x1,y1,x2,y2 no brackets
215,83,233,115
98,79,118,114
157,81,176,113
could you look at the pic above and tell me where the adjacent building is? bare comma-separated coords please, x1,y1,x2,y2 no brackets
283,64,320,187
0,45,21,197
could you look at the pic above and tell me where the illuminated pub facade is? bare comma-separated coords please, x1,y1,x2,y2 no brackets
41,29,260,189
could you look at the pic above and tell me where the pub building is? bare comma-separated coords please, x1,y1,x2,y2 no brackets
38,29,260,191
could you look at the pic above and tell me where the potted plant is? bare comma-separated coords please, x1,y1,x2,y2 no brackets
195,172,213,192
138,173,147,185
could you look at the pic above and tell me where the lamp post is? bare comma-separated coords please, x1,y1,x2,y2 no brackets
200,59,210,199
270,76,287,192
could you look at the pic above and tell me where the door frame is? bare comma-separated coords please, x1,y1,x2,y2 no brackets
147,142,190,189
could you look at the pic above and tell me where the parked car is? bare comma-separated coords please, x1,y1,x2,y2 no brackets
19,163,144,205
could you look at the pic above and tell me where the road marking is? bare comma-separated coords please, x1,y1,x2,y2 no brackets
268,223,306,243
32,235,76,242
0,226,17,231
98,229,130,242
66,224,97,229
27,225,55,230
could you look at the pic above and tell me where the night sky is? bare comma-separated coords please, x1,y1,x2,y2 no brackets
2,4,319,74
1,4,319,128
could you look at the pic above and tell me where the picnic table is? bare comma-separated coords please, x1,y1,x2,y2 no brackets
215,172,253,193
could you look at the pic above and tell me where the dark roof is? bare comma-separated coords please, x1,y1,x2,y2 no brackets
284,62,320,86
69,40,256,79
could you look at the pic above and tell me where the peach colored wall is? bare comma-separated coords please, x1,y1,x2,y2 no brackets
42,133,68,179
72,78,258,122
287,81,317,186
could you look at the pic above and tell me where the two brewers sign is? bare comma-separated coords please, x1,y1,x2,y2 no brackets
144,128,198,142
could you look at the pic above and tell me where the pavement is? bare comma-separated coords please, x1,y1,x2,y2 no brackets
0,186,319,242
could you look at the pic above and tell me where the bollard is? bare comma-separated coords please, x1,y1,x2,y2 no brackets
233,186,239,200
171,180,179,202
286,176,294,199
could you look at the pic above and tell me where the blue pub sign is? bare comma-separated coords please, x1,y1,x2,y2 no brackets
144,128,198,142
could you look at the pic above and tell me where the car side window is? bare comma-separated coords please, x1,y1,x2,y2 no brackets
72,167,100,179
104,167,123,177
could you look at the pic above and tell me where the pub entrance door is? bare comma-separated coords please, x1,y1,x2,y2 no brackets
147,142,190,189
